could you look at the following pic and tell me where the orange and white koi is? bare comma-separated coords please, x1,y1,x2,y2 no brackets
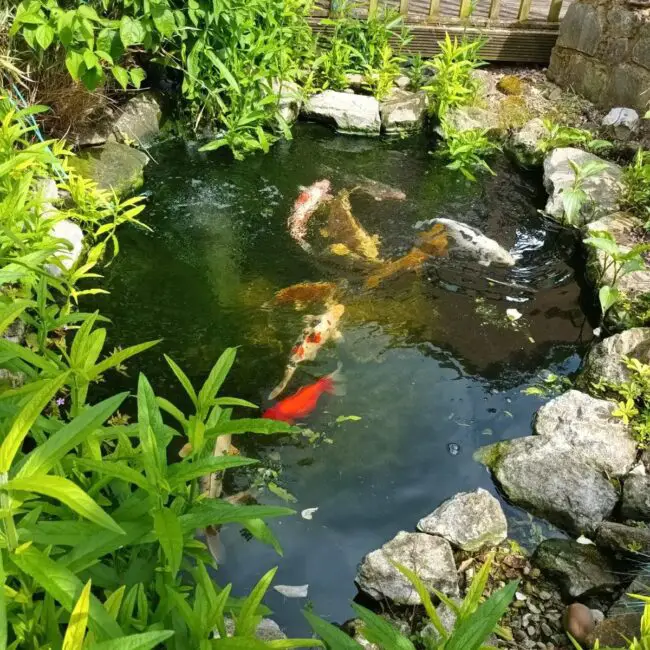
268,303,345,399
288,179,333,250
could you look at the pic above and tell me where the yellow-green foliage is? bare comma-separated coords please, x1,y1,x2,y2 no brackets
497,75,524,96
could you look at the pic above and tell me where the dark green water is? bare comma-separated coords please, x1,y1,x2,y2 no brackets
97,124,593,634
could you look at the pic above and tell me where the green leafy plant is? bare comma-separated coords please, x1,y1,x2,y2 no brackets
620,149,650,228
408,53,425,91
304,553,518,649
437,122,501,181
557,160,611,226
583,229,650,319
537,119,612,155
423,34,485,120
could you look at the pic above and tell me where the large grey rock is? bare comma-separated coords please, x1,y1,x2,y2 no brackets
602,107,640,140
509,118,550,168
534,390,636,477
69,141,148,198
380,90,427,134
438,106,499,135
417,488,507,551
302,91,381,135
476,436,619,534
112,92,162,146
621,474,650,520
533,539,621,599
556,3,603,56
355,531,458,605
580,328,650,388
596,521,650,554
543,148,622,224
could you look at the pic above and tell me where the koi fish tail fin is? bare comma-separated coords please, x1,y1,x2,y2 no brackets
205,525,225,565
324,363,346,396
268,365,297,400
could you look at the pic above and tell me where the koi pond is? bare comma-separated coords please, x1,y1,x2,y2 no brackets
97,123,595,635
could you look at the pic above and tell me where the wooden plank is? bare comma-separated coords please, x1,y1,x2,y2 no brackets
458,0,473,18
517,0,533,21
399,0,410,15
547,0,563,22
428,0,442,19
488,0,501,20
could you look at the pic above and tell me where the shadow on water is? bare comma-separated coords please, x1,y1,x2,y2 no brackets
94,123,597,634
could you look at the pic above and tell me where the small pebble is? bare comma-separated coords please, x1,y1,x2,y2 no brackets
516,591,527,601
541,622,553,637
447,442,460,456
528,602,541,614
538,590,552,601
523,566,531,575
514,629,527,642
591,608,605,624
527,625,536,636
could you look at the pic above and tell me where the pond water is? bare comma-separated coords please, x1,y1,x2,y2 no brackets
97,123,595,635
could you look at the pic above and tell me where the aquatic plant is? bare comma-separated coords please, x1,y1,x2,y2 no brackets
304,552,518,649
437,122,501,181
620,149,650,228
536,119,612,155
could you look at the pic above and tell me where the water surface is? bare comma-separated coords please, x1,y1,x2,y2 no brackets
97,124,593,634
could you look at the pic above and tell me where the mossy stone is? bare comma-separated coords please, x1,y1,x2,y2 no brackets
69,141,148,198
497,75,524,96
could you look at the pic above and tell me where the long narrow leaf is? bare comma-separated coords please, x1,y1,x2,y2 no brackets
0,300,32,337
3,476,124,534
167,456,257,489
303,611,363,649
153,507,184,579
92,631,175,650
62,580,91,650
164,355,198,407
350,604,416,650
235,567,276,637
198,348,236,409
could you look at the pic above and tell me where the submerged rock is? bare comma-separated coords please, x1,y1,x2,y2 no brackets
355,531,458,605
602,107,640,141
69,141,148,198
585,214,650,327
508,118,549,168
380,90,427,134
621,474,650,521
534,390,636,477
475,436,618,533
302,91,381,135
417,488,507,552
596,521,650,554
579,328,650,388
533,539,621,599
429,218,514,267
112,92,162,147
543,148,622,224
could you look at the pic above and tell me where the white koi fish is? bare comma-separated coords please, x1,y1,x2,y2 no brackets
288,179,333,250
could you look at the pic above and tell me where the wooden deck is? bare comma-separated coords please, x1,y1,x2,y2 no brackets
312,0,572,62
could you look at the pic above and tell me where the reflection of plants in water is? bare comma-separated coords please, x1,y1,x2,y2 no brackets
523,371,572,398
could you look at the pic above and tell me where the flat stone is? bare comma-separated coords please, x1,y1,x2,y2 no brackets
604,64,650,113
439,106,499,135
548,50,609,109
533,390,636,477
69,141,148,198
543,148,622,224
579,328,650,388
345,73,366,92
633,24,650,71
355,531,458,605
394,75,411,90
556,3,603,56
475,436,618,534
112,92,162,147
596,521,650,554
533,539,622,599
508,118,549,168
417,488,507,551
607,5,641,39
302,91,381,135
380,90,427,134
602,108,640,140
621,474,650,521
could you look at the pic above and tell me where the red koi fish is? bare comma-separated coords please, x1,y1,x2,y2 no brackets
263,366,344,424
288,179,333,250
